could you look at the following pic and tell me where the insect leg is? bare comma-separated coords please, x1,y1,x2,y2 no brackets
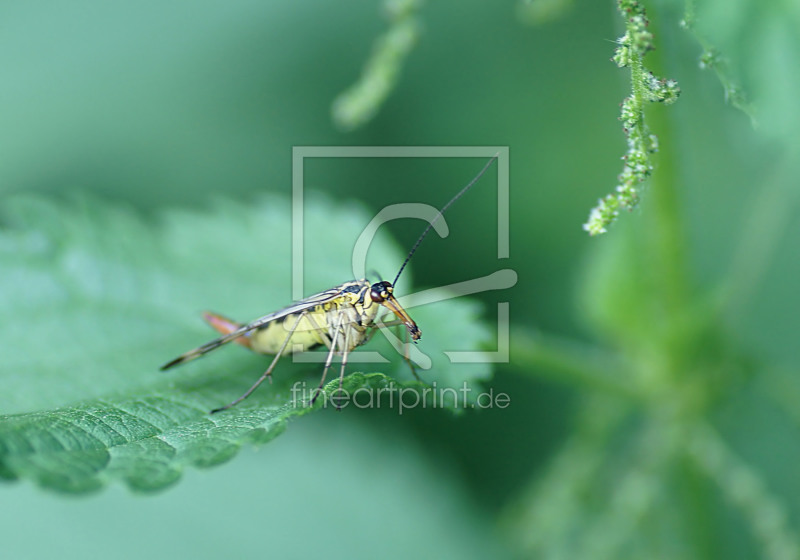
304,312,334,352
400,323,422,382
334,318,354,411
310,311,346,407
375,318,422,382
210,311,307,414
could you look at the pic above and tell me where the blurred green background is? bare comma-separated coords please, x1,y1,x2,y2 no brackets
2,0,799,558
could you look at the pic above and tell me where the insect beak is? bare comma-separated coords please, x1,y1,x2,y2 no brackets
381,294,421,341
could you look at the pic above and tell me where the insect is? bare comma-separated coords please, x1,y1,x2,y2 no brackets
161,155,498,413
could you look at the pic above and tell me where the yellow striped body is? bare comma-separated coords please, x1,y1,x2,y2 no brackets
247,280,381,355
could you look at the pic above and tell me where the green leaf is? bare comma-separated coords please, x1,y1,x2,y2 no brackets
0,194,492,493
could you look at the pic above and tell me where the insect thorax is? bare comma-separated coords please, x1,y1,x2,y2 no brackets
248,280,380,356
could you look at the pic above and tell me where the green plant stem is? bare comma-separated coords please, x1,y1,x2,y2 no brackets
649,111,689,312
509,328,637,398
689,424,800,560
639,7,690,319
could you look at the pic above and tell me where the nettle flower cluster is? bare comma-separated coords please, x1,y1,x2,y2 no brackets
583,0,680,236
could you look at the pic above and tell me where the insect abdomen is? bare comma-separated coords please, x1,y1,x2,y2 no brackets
248,312,326,355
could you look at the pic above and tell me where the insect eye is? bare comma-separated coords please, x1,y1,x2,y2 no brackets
370,287,385,302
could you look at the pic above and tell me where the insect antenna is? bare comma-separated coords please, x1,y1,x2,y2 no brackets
392,154,499,287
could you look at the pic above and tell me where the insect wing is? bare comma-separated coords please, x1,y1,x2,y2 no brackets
160,284,353,370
